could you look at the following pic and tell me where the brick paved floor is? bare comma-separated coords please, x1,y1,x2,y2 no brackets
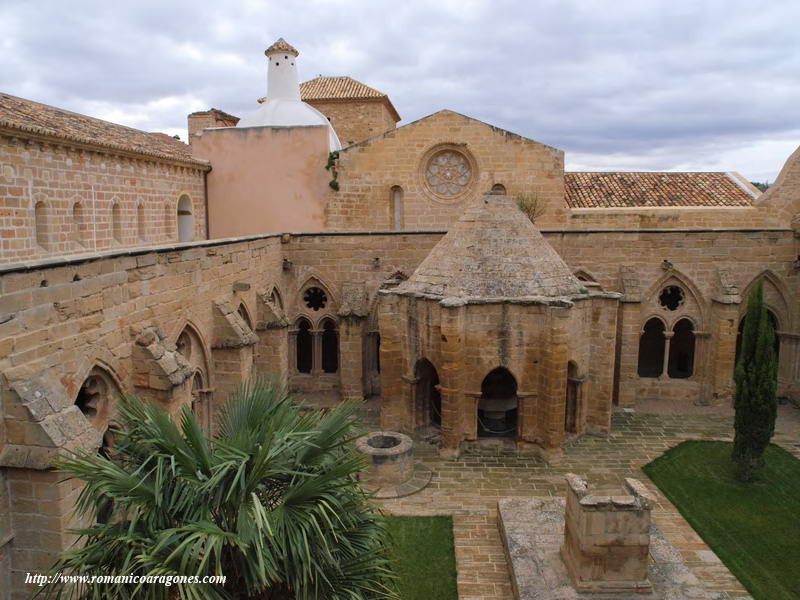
372,406,800,600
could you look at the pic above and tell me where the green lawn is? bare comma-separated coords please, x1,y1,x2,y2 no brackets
643,441,800,600
385,516,458,600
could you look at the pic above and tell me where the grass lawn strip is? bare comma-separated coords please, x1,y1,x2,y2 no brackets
385,515,458,600
643,441,800,600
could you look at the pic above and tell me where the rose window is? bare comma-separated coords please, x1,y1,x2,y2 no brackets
425,150,472,198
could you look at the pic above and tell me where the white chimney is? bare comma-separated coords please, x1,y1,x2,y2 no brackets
237,38,341,151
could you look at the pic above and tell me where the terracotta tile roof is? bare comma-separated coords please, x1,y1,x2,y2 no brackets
265,38,299,57
300,77,401,122
0,92,205,166
565,171,758,208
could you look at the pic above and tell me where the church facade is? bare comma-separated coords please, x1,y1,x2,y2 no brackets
0,38,799,596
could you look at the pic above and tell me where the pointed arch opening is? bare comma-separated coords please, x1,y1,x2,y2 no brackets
638,318,666,378
478,367,518,439
75,364,122,522
237,302,253,331
321,318,339,374
668,318,696,378
175,323,211,382
295,317,313,374
177,195,194,242
190,370,210,431
414,358,441,430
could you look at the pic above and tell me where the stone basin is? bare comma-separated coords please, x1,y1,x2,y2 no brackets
355,431,414,487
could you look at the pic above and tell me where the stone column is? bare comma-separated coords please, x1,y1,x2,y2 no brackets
378,294,412,431
693,330,712,404
254,325,289,387
212,345,255,404
7,468,87,599
338,318,365,401
439,301,465,457
586,296,619,433
310,328,322,376
660,331,674,379
708,301,739,404
616,301,641,407
540,306,570,451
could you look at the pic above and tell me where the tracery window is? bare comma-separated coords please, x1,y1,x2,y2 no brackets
424,149,473,199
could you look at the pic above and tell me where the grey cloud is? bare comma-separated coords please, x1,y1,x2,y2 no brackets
1,0,798,180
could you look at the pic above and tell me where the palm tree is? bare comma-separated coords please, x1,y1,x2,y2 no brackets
40,379,396,600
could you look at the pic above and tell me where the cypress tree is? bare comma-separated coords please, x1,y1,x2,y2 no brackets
732,281,778,481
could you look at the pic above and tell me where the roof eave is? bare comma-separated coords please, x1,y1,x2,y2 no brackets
0,122,210,169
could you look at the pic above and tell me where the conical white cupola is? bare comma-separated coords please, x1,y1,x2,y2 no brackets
237,38,341,150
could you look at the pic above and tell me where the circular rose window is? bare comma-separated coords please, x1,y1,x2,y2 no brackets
423,148,474,200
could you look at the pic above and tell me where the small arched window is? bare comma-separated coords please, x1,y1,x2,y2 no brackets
390,186,403,231
321,319,339,374
177,195,194,242
491,183,507,194
668,318,695,379
637,318,666,378
137,203,146,241
296,318,312,374
73,202,87,246
34,201,48,248
164,202,174,240
112,201,122,243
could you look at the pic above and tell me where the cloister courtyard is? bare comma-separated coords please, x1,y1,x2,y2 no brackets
350,399,800,600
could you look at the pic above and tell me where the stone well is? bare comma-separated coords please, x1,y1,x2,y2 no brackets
355,431,414,487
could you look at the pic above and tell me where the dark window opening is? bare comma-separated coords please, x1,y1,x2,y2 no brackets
415,359,441,428
668,319,696,378
659,285,684,311
303,286,327,311
638,318,666,377
491,183,506,194
296,319,312,373
321,320,339,373
565,362,579,434
237,303,252,330
76,375,104,422
478,368,518,439
375,334,381,373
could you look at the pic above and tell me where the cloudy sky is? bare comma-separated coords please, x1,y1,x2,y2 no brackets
2,0,798,181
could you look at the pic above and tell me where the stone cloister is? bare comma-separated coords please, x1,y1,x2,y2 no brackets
2,37,800,598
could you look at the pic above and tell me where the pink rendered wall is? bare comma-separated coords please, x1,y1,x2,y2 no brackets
193,125,332,238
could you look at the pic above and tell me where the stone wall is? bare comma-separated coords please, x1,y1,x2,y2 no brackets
328,110,565,231
377,294,619,453
0,219,799,595
305,99,397,147
0,132,208,265
192,125,333,238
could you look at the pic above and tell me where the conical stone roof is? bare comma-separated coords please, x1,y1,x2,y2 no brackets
397,194,584,301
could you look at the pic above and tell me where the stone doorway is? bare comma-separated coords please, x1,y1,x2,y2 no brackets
414,359,441,430
478,368,518,439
